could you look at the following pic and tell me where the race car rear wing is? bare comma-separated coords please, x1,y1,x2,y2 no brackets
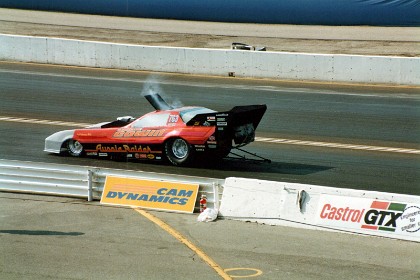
186,104,267,146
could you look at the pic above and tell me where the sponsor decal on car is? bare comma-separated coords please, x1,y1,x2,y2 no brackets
76,132,92,137
113,128,166,138
89,144,162,154
101,176,199,213
194,144,205,152
316,195,420,237
168,115,179,123
135,153,147,159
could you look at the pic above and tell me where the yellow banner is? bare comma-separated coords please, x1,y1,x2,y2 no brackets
101,176,199,213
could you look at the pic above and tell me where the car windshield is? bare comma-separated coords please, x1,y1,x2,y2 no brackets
132,113,170,128
180,107,215,123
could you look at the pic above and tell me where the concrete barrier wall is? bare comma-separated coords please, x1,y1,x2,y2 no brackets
219,178,420,242
1,34,419,85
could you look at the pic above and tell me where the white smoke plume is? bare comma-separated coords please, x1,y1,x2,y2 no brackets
141,75,184,109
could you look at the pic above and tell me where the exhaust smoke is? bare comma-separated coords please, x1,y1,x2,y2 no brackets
141,76,184,110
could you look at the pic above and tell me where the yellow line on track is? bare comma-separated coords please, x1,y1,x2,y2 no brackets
133,208,232,280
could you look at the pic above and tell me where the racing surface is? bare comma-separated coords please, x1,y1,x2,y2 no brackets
1,62,419,195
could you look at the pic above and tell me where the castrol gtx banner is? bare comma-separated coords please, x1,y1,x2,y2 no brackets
101,176,199,213
316,195,420,239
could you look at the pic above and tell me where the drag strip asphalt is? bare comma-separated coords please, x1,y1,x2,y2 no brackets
0,62,419,195
2,116,419,155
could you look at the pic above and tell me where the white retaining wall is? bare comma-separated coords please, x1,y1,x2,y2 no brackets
219,178,420,242
1,34,419,85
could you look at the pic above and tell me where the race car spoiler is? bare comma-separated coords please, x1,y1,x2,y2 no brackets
187,104,267,146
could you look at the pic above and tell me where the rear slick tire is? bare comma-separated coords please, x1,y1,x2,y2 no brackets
165,138,193,166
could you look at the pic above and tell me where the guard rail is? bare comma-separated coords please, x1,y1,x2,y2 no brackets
0,159,223,211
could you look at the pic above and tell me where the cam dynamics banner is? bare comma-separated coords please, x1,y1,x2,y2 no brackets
101,176,199,213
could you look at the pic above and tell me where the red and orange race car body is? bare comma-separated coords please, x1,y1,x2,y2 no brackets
45,94,266,166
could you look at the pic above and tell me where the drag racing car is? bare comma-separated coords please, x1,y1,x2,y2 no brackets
44,93,267,166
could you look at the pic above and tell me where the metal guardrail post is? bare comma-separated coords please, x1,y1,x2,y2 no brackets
87,169,93,201
213,182,220,210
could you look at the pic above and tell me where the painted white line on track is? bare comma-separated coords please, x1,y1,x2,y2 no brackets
1,116,419,155
0,116,92,127
254,137,420,155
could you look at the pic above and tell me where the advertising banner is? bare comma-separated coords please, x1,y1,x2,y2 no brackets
316,194,420,239
101,176,199,213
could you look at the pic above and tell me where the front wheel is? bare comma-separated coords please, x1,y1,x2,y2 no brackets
66,139,84,157
165,138,193,166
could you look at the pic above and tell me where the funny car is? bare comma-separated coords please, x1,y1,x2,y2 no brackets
44,93,267,166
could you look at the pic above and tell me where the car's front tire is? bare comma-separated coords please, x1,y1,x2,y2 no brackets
165,138,193,166
66,139,84,157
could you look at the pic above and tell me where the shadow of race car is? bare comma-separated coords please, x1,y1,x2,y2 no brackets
44,93,266,166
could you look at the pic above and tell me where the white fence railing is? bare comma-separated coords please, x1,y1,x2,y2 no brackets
0,159,224,211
